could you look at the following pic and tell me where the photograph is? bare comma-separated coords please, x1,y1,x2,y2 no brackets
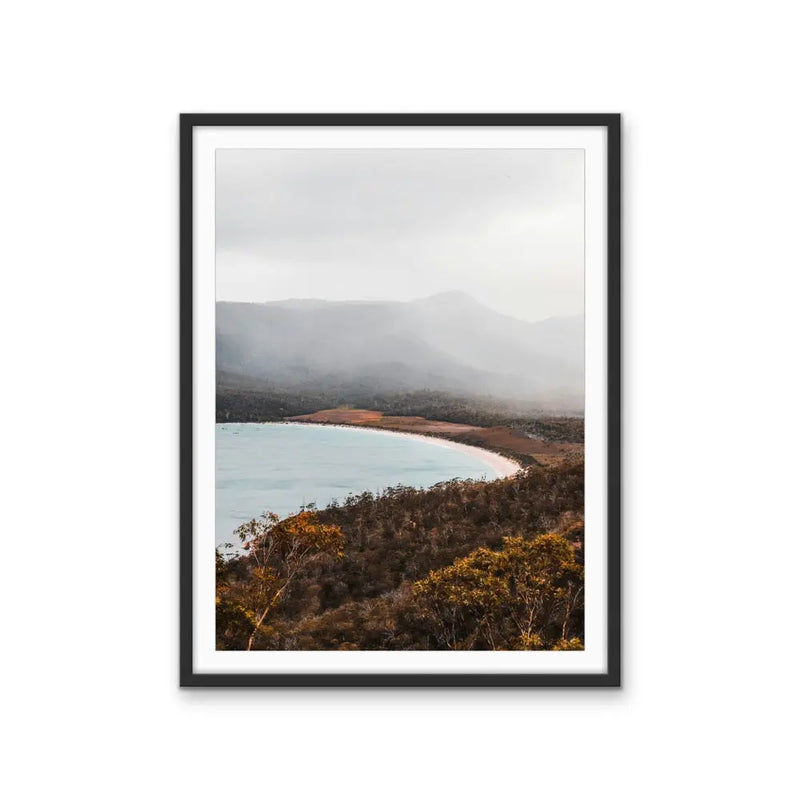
181,115,620,685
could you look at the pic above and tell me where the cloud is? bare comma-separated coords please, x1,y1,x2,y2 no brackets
216,148,583,322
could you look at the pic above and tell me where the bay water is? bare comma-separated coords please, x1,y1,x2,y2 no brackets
215,422,502,548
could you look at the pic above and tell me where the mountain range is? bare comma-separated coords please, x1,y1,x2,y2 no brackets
216,292,584,410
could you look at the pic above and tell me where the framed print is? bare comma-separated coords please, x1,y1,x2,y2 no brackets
180,113,621,687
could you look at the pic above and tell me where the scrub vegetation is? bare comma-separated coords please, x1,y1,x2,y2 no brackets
216,455,584,651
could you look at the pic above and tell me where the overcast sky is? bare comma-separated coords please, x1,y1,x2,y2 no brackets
216,148,583,323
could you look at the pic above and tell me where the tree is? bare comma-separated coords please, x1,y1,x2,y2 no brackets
412,533,583,650
217,511,344,650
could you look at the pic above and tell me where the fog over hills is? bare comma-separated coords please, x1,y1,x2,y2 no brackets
216,292,584,409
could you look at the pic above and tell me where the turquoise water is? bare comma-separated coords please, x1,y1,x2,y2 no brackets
216,423,500,548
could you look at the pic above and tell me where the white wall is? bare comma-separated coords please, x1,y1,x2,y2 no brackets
2,2,798,798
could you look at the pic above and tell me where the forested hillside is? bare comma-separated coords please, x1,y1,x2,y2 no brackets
216,458,584,651
217,385,584,443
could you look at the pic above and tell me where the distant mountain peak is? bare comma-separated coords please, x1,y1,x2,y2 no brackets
216,292,584,407
415,290,479,306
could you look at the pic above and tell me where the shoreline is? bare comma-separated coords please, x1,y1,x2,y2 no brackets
222,420,522,480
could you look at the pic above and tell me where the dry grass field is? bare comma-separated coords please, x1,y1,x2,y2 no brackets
287,408,582,467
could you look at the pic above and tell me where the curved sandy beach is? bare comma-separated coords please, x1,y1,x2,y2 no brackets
272,421,522,480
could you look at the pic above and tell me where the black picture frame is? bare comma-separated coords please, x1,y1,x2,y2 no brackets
180,113,621,687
